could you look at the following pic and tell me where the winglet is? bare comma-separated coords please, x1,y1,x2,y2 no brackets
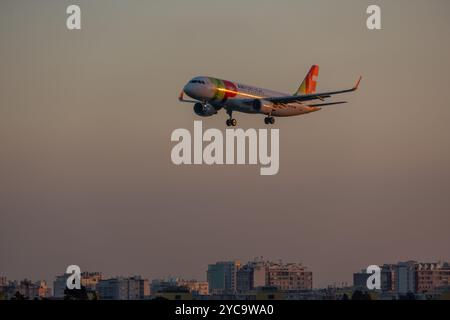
354,76,362,90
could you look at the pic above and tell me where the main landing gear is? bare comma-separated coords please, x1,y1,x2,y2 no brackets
226,110,237,127
224,110,275,126
264,116,275,125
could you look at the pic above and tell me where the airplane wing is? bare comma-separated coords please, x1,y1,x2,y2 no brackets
265,77,362,105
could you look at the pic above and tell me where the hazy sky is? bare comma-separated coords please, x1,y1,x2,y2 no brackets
1,0,450,288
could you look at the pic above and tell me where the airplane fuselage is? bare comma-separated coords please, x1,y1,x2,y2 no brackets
183,76,321,117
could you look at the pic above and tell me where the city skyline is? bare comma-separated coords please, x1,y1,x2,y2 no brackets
2,258,449,300
2,258,450,290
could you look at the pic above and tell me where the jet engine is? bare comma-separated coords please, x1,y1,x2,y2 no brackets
193,102,218,117
252,99,274,115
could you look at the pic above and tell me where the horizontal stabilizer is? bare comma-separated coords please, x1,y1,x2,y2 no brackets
308,101,347,107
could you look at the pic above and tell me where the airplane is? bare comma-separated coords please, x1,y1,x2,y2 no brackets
179,65,361,126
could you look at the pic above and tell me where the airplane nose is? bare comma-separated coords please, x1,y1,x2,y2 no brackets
183,83,195,99
183,81,216,100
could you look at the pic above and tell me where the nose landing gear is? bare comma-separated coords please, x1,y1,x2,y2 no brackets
264,116,275,125
226,110,237,127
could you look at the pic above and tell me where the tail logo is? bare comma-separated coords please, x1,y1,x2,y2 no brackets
295,65,319,95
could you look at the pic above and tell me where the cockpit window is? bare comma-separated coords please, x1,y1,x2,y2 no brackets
190,80,206,84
